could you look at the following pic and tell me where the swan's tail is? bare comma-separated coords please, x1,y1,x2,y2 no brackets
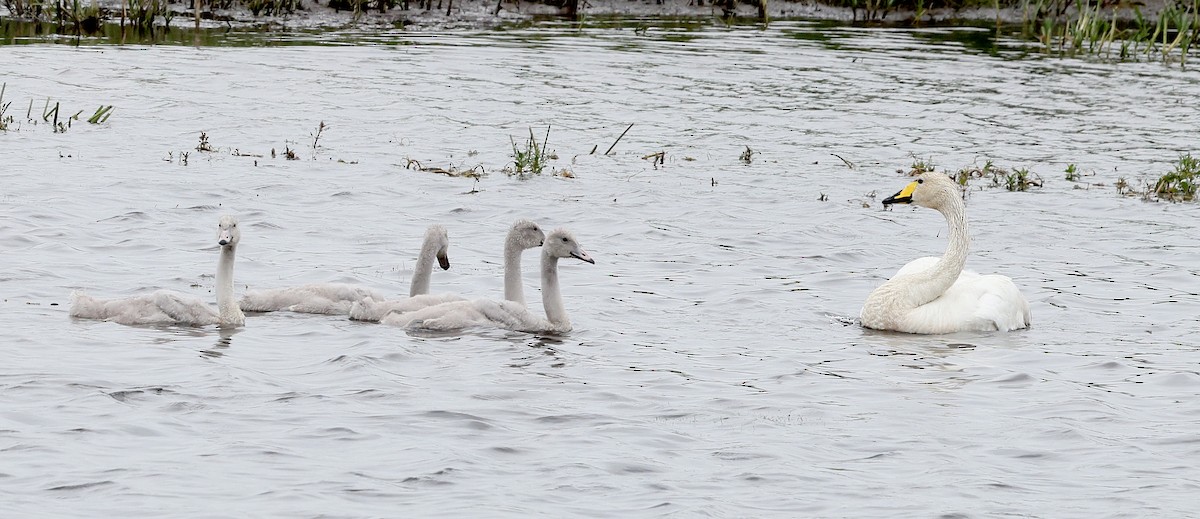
69,291,107,319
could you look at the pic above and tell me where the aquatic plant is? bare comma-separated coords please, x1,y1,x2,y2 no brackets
740,146,756,164
1153,153,1200,201
1064,163,1080,181
642,151,666,169
406,158,485,179
246,0,298,16
1002,166,1041,191
507,126,551,177
196,132,214,152
911,157,1043,196
905,154,936,176
88,105,114,124
601,123,634,155
0,83,11,132
310,121,327,159
1020,0,1199,66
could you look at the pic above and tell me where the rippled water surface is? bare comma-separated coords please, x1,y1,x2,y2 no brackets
3,23,1200,516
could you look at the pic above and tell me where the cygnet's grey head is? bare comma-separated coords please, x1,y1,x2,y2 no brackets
544,228,594,264
509,219,546,250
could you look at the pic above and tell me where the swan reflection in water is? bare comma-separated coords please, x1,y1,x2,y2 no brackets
200,327,241,359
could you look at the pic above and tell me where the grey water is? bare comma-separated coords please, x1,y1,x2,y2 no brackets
2,22,1200,517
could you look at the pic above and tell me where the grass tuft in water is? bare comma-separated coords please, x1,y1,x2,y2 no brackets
1002,166,1041,191
905,153,936,175
1064,162,1080,181
88,105,114,124
506,126,552,178
1153,153,1200,201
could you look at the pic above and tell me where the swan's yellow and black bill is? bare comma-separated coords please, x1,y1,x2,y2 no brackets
883,181,918,206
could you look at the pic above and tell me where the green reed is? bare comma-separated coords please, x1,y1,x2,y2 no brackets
507,126,552,177
1021,0,1199,66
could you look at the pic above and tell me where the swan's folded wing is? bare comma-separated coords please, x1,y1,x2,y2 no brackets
153,290,218,325
901,273,1030,333
241,283,385,313
973,275,1032,331
382,300,487,330
350,293,468,322
893,256,941,278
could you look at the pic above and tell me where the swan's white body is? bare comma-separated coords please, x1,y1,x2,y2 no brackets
381,228,593,334
860,172,1031,334
70,215,246,328
349,219,545,322
240,224,451,315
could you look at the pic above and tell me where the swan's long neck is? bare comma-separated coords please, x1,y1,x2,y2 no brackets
913,196,970,306
503,239,525,306
409,241,437,297
216,244,242,326
540,251,568,329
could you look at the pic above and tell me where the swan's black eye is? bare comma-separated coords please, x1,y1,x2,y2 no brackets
561,237,568,243
917,178,924,184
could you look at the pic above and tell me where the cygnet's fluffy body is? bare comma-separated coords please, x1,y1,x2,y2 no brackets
70,215,246,328
240,224,450,315
382,228,592,334
350,219,545,322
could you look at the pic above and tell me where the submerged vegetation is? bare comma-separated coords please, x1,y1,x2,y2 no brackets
1147,153,1200,201
903,155,1043,195
1114,154,1198,202
0,83,113,133
506,126,553,178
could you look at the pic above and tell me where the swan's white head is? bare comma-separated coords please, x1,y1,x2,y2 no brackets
883,171,957,210
544,228,594,264
217,215,240,249
508,219,546,250
425,224,451,270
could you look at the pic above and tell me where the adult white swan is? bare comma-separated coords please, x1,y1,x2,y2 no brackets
349,219,546,322
381,228,593,333
860,172,1031,334
239,224,451,315
70,215,246,328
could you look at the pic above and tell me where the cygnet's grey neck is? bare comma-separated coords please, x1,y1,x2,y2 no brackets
540,252,567,329
504,236,526,306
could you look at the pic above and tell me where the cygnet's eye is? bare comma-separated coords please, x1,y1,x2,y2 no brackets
917,178,924,184
561,237,568,243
